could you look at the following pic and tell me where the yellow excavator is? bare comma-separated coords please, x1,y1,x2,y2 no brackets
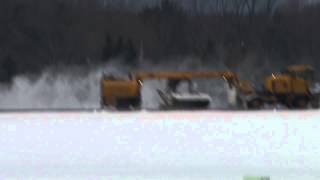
100,64,320,110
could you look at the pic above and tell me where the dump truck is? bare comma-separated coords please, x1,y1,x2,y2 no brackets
100,64,320,110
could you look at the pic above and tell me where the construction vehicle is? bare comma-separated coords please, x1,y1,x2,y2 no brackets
240,64,320,109
156,79,212,110
100,64,320,110
100,71,254,110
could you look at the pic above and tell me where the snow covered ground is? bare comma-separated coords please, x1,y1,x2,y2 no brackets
0,110,319,180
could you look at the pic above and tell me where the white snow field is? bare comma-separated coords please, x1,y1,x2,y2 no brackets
0,110,320,180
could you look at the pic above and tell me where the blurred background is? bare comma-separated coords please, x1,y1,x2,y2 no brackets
0,0,319,109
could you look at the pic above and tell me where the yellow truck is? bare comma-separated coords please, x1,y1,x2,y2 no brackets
100,65,320,110
243,64,320,109
100,71,252,110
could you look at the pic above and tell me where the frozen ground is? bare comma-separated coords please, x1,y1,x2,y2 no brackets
0,110,319,180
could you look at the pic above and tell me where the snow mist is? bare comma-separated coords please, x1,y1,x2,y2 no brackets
0,58,233,110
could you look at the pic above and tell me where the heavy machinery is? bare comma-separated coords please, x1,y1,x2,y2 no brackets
100,64,320,110
157,79,212,110
240,64,320,109
100,71,254,110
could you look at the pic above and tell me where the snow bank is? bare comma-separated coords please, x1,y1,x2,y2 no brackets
0,110,319,179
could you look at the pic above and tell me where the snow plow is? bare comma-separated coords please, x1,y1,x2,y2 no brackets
100,65,320,110
156,79,212,110
241,64,320,109
100,71,254,110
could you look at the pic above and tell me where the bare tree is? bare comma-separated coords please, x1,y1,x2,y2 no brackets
244,0,258,17
265,0,278,15
192,0,199,14
286,0,303,11
230,0,247,16
216,0,228,16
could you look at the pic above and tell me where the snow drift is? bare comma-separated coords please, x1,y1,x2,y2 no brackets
0,110,319,179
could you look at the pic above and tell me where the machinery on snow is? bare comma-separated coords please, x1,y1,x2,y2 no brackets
100,64,320,110
157,79,212,110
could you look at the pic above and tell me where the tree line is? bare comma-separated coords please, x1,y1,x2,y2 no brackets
0,0,319,83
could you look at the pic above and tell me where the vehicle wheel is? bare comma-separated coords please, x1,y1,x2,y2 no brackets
292,97,308,109
247,98,263,110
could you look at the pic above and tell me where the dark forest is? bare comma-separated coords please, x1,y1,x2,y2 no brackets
0,0,319,83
